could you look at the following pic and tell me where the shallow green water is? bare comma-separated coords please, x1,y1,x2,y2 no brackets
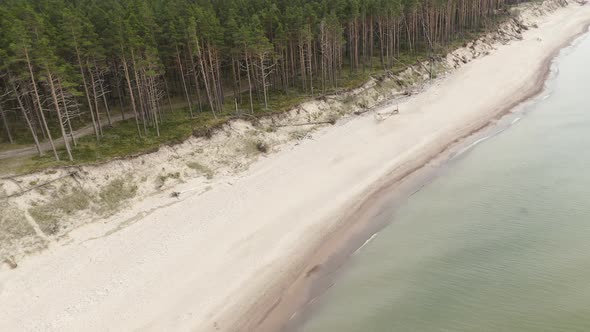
299,33,590,332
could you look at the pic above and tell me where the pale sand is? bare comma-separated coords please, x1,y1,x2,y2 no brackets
2,4,590,332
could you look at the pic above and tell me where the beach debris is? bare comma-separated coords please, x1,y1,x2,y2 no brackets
170,186,204,198
256,141,269,153
306,264,321,277
272,120,336,128
374,106,400,122
2,257,17,269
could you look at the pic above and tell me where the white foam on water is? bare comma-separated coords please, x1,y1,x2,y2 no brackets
453,135,492,159
354,233,379,255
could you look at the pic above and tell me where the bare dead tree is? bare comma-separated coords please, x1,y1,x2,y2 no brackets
56,77,81,147
253,51,275,111
44,69,73,161
10,78,42,156
0,88,14,144
240,55,255,114
94,61,113,127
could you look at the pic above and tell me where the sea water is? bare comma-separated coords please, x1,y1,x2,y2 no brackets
299,32,590,332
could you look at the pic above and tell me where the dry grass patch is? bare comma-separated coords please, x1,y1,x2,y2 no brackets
243,139,269,155
156,172,181,188
0,206,34,239
0,202,37,251
97,178,138,214
187,162,214,179
29,187,91,235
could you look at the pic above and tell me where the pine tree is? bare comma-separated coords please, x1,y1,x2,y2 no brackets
0,0,523,155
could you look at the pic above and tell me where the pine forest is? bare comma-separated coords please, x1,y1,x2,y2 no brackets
0,0,521,162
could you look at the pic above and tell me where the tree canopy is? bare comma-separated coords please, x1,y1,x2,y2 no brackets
0,0,517,161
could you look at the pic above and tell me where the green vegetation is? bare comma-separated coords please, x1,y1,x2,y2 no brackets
0,0,520,174
97,178,138,213
157,172,182,188
29,187,91,235
0,201,36,246
242,138,270,156
27,178,138,235
187,162,215,179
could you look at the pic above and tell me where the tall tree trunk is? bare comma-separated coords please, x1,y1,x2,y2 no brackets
25,48,59,160
87,61,103,137
145,69,160,137
244,51,254,114
131,50,148,134
198,43,217,118
0,105,14,144
163,78,174,114
307,27,314,96
27,93,46,140
121,54,142,138
259,53,269,110
214,48,224,109
299,38,307,92
94,59,113,127
46,69,73,161
74,43,99,140
11,80,42,156
187,43,203,112
176,46,193,117
57,76,77,147
207,46,223,114
113,61,126,120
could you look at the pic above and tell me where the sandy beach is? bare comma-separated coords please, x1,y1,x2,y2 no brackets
2,3,590,332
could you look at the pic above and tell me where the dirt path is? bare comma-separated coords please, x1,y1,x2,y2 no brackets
0,112,136,160
0,85,250,161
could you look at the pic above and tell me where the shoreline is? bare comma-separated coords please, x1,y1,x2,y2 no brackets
1,2,590,332
245,6,590,332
